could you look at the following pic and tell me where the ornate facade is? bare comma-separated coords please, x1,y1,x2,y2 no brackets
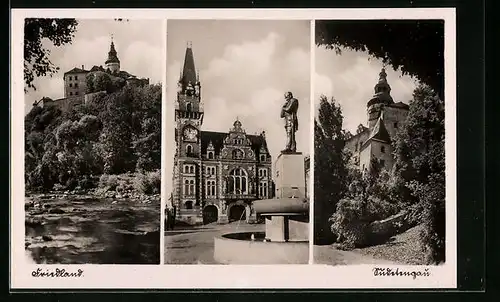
172,44,273,225
345,68,410,172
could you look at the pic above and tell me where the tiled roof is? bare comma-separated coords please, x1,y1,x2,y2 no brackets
181,45,197,87
64,67,89,75
367,114,391,144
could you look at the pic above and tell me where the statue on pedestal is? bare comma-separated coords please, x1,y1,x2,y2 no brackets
280,91,299,153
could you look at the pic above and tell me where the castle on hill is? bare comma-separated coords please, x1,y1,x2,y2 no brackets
344,68,410,173
34,38,150,111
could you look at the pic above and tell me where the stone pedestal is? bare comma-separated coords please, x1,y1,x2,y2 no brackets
275,152,306,199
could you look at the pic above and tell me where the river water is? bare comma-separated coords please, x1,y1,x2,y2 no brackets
25,196,160,264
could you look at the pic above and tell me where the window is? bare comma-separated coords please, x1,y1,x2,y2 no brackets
206,180,216,197
186,145,193,155
184,164,195,174
75,83,78,88
186,103,192,112
260,154,266,162
259,168,267,178
381,146,385,153
69,76,72,80
75,91,79,95
69,92,73,96
184,179,195,196
208,151,214,159
228,168,248,194
75,76,78,80
394,122,398,128
380,160,386,167
185,200,193,209
259,181,268,198
69,83,73,88
206,166,215,176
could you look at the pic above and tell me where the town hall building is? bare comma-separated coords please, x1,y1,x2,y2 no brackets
344,68,410,173
172,43,273,225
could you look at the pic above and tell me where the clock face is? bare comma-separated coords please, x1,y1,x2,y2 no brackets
183,127,198,141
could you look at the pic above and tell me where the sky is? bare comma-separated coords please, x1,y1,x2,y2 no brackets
165,20,311,196
24,19,163,114
315,46,419,134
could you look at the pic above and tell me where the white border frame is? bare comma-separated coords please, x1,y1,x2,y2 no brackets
10,8,456,289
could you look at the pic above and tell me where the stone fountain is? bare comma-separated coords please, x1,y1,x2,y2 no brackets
213,91,309,264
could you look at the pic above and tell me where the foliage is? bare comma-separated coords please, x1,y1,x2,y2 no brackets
24,83,162,193
99,174,120,191
392,84,445,264
314,95,351,244
316,20,444,101
134,170,161,195
24,18,78,92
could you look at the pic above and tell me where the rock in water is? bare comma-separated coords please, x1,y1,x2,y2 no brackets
42,235,53,242
48,208,65,214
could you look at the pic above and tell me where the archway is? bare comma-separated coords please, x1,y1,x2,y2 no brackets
203,205,218,225
229,204,246,222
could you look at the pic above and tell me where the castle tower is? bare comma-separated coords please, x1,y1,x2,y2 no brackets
105,36,120,73
367,68,394,129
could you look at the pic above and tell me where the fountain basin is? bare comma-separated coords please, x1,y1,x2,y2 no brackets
253,198,309,215
214,232,308,264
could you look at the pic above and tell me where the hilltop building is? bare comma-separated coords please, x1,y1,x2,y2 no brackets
344,68,410,172
34,38,150,111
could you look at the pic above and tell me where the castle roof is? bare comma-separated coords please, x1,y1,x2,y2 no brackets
105,40,120,64
367,111,391,144
389,101,410,110
367,68,394,107
200,130,268,156
64,67,89,75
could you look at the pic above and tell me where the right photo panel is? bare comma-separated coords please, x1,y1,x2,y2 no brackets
313,20,446,266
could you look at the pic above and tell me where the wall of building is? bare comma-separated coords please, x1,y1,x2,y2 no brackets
369,139,394,171
64,72,87,98
345,130,370,168
359,143,372,172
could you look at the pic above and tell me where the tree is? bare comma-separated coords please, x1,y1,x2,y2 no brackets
24,18,78,92
314,95,351,244
316,20,444,101
392,84,445,264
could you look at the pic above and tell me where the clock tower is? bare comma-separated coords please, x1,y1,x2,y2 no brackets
173,42,204,214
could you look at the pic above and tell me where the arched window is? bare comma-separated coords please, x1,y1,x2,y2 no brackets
232,149,244,160
186,145,193,155
189,166,194,174
185,200,193,209
229,168,248,194
208,151,214,159
381,146,385,153
186,103,192,112
260,154,266,162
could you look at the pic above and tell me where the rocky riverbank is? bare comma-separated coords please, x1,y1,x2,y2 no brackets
25,191,160,264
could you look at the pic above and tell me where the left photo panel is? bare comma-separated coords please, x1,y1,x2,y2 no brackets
24,19,163,264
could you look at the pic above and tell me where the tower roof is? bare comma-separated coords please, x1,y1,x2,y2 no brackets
367,68,394,107
367,110,391,143
105,39,120,64
180,42,197,88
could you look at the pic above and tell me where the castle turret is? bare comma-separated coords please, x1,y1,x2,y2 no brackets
105,37,120,73
367,68,394,129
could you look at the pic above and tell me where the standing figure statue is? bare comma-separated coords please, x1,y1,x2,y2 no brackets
280,91,299,152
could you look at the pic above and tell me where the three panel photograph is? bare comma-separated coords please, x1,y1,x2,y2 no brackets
11,9,457,289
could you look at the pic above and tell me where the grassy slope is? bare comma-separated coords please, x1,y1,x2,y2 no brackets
354,224,428,265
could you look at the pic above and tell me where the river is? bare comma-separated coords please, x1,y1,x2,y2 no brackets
25,195,160,264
